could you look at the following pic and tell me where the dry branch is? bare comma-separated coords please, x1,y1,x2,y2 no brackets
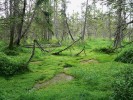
127,20,133,25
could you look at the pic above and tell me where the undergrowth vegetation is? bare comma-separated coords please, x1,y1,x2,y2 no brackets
111,66,133,100
115,49,133,64
94,47,115,54
0,43,30,77
0,52,28,76
0,40,132,100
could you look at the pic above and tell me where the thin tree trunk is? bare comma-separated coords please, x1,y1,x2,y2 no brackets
82,0,88,40
107,4,112,40
61,0,74,42
65,15,75,42
5,0,9,17
54,0,59,40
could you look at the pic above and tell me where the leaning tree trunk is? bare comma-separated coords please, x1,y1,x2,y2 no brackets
107,4,112,40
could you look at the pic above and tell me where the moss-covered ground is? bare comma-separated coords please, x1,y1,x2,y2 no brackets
0,39,132,100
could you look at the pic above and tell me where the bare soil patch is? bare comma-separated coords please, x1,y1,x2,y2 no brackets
32,73,74,90
30,61,43,64
81,59,99,64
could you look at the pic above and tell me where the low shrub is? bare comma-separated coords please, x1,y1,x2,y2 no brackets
94,47,115,54
111,66,133,100
115,49,133,64
0,53,28,77
0,42,6,52
4,49,19,56
63,63,73,68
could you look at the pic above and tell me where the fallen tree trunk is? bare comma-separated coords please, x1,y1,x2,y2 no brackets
34,40,49,53
23,43,61,48
52,37,81,55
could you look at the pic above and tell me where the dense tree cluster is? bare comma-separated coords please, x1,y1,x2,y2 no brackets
0,0,132,49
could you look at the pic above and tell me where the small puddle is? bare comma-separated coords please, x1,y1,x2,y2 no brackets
31,73,74,91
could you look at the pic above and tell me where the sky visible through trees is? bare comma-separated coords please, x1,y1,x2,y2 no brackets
67,0,107,16
0,0,107,17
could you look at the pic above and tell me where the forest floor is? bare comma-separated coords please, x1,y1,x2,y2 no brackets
0,39,132,100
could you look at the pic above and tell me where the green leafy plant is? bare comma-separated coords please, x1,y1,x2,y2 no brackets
4,49,19,56
94,47,115,54
63,63,73,68
0,53,28,77
115,49,133,64
111,66,133,100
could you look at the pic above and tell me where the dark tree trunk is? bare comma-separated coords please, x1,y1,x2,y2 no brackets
14,9,36,44
15,0,26,46
9,0,16,49
114,0,123,48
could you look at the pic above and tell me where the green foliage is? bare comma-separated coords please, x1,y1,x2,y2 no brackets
0,39,131,100
0,53,28,76
94,47,115,54
19,83,90,100
115,49,133,64
1,46,29,56
63,63,73,68
111,66,133,100
0,42,6,52
36,0,49,6
4,49,19,56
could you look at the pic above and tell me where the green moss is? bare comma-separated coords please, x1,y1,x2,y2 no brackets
0,39,132,100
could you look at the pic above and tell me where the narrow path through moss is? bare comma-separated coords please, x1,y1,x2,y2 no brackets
31,72,74,91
